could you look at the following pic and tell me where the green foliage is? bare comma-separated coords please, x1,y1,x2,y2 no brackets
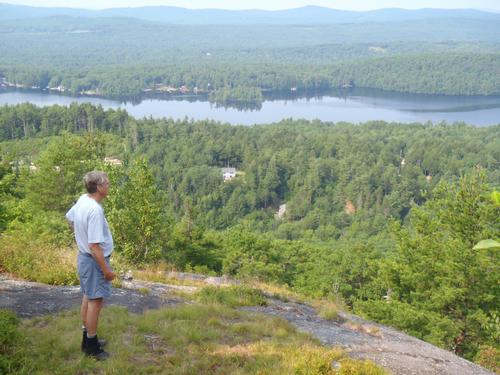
0,103,130,141
292,241,383,302
0,104,498,367
0,309,21,374
196,285,267,308
1,105,499,246
106,158,165,264
357,172,500,359
0,16,499,98
355,300,459,347
0,157,19,232
24,132,105,213
219,227,288,282
209,86,263,107
0,310,19,349
166,223,222,272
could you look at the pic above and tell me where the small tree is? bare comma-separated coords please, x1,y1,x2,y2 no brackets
106,158,165,264
25,132,105,213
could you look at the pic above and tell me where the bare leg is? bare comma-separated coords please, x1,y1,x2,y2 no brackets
81,295,88,328
86,298,103,336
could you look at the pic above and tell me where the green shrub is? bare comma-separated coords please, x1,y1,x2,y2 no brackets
355,300,458,349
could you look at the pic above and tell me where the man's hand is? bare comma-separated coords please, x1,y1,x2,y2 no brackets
89,243,115,281
104,270,116,281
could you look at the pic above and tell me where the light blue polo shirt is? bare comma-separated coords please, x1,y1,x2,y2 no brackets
66,194,114,257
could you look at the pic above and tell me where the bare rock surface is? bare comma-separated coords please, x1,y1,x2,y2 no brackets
243,299,494,375
0,275,183,317
0,274,494,375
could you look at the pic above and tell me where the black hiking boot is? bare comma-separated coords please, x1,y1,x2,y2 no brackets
84,335,110,360
81,330,107,352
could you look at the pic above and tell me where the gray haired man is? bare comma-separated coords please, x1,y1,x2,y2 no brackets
66,171,116,360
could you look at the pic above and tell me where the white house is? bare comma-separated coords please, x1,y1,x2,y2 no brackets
221,167,236,181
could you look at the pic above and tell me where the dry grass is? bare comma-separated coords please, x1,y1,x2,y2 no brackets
343,321,382,337
6,304,388,375
131,262,209,288
246,279,310,303
0,232,78,285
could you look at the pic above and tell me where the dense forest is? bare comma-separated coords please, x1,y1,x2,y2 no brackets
0,103,498,369
0,4,499,371
1,15,499,101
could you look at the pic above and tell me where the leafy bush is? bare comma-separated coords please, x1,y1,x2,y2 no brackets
354,300,458,348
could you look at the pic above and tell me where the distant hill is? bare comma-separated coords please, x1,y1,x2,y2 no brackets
1,3,499,24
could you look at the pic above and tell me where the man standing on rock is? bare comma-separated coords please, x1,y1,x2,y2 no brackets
66,171,116,360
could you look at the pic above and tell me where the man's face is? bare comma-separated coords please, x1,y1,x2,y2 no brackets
98,180,110,197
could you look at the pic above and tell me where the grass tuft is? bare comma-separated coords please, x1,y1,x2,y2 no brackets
0,309,22,374
314,300,344,322
319,306,340,321
196,285,267,308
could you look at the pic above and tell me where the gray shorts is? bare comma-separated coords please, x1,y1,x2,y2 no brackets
77,252,112,300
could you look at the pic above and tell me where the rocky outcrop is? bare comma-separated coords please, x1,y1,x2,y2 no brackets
0,274,493,375
244,300,494,375
0,275,183,317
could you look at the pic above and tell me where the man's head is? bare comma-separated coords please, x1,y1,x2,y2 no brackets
84,171,109,198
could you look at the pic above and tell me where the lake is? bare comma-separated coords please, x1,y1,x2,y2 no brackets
0,88,499,126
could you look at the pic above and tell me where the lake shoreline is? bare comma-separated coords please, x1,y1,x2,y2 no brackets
1,87,499,127
2,85,500,105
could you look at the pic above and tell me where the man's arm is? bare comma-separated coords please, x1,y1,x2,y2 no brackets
89,243,116,281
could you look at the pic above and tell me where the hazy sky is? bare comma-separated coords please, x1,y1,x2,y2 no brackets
4,0,500,11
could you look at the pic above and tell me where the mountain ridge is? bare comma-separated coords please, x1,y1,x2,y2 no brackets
1,3,499,24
